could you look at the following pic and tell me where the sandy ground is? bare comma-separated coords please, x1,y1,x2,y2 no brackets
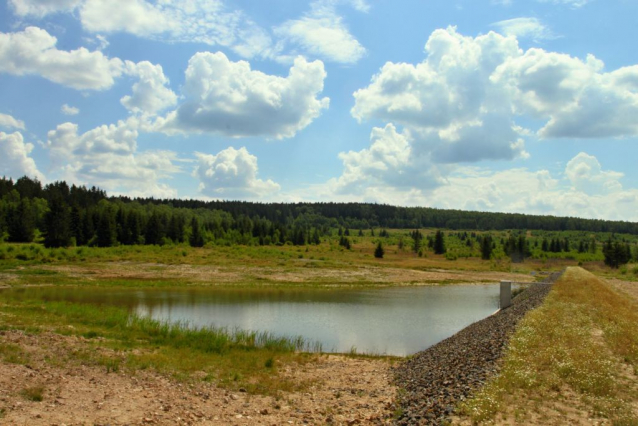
0,330,396,425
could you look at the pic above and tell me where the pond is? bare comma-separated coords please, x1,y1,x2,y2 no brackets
2,284,507,356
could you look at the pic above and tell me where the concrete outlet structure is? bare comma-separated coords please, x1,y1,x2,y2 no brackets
500,280,512,309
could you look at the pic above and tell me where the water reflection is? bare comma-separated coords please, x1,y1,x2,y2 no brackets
2,285,503,356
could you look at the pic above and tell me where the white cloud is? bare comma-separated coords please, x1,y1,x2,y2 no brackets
78,0,276,60
330,124,445,195
491,17,555,41
46,118,179,198
494,51,638,138
9,0,81,17
0,131,44,181
158,52,329,139
275,0,366,64
317,152,637,221
61,104,79,116
0,26,124,90
0,113,25,130
565,152,623,195
351,25,638,173
121,61,177,116
352,28,527,163
194,147,280,199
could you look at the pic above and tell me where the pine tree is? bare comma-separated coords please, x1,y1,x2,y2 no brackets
43,195,71,248
374,241,384,259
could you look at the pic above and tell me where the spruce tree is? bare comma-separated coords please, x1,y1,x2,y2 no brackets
480,235,493,260
7,198,35,242
43,195,71,248
374,241,384,259
189,217,204,247
433,230,446,254
96,211,116,247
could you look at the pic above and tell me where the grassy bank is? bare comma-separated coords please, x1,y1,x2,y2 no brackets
458,267,638,424
0,292,323,395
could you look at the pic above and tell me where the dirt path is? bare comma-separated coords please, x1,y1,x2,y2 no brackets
0,330,396,425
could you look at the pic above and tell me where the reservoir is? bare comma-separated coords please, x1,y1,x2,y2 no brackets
2,284,506,356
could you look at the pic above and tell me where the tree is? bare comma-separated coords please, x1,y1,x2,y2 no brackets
411,229,423,253
43,195,71,248
189,217,204,247
7,197,35,243
96,210,116,247
433,230,446,254
374,241,384,259
603,238,631,268
480,235,493,260
339,236,351,250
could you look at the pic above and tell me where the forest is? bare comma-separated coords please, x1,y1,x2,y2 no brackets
0,175,636,268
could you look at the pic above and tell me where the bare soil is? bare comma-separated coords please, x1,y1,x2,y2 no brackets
0,330,396,425
42,262,532,286
608,278,638,303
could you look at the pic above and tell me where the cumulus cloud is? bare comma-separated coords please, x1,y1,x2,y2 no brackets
158,52,329,139
425,155,636,221
330,124,445,195
46,118,179,198
0,113,25,130
352,28,527,163
565,152,623,195
121,61,177,115
194,147,280,199
275,0,366,64
0,131,44,181
9,0,81,17
491,17,555,41
0,26,124,90
61,104,79,116
318,152,637,221
493,51,638,138
351,25,638,175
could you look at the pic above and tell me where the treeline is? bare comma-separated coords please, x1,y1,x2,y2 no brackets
0,177,329,248
131,198,638,234
2,176,638,253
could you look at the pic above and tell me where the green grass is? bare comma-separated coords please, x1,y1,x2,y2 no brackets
459,267,638,424
0,292,323,395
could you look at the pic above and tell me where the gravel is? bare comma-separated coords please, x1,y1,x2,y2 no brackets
393,272,562,425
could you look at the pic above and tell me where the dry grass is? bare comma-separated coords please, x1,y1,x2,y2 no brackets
458,267,638,425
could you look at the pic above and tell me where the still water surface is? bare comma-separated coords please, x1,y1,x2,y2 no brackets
4,285,504,356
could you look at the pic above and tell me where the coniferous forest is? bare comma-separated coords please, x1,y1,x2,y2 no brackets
0,175,637,269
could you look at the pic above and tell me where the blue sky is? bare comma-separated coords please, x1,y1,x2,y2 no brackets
1,0,638,221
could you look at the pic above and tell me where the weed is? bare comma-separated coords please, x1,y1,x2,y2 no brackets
20,386,45,402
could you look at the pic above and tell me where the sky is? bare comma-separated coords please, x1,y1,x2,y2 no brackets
1,0,638,221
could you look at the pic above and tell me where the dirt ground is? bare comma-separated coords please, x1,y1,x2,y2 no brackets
0,330,397,425
39,262,533,286
608,278,638,303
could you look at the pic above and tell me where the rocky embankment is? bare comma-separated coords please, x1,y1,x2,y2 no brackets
393,273,562,425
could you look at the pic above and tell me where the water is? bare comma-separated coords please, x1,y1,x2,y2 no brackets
2,285,504,356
